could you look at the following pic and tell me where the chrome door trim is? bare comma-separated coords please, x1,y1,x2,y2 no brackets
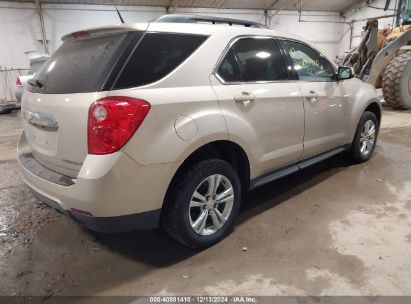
22,109,59,128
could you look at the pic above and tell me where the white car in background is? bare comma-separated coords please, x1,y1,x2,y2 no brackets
15,54,49,102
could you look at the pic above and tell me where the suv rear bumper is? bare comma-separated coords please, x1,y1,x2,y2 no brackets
17,132,177,232
32,190,161,232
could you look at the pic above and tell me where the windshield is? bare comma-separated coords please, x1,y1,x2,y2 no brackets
397,0,411,26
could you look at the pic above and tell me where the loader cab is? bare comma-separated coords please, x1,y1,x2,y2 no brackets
395,0,411,26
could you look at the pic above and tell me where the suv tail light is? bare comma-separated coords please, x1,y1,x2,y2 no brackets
16,77,22,87
88,96,150,155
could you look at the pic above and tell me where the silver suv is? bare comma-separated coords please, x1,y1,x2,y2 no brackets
18,15,381,248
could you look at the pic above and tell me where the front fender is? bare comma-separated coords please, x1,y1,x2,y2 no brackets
345,78,381,142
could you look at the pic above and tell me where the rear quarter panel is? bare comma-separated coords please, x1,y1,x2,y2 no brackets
119,86,228,165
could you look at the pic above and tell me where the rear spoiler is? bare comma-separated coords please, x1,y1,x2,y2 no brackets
152,14,267,28
62,23,148,41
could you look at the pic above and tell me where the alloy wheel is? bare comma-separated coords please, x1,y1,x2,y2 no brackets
189,174,235,236
360,120,376,156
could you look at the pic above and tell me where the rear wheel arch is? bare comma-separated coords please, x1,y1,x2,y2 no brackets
160,140,250,247
161,158,241,248
162,140,251,207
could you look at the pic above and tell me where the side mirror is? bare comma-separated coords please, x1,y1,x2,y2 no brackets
337,66,355,80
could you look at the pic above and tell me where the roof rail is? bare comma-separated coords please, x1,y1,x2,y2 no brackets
151,14,267,29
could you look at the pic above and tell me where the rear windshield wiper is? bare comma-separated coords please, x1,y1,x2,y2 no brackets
28,79,44,88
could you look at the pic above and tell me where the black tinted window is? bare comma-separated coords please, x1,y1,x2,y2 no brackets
282,40,335,81
114,33,207,89
217,49,241,82
28,32,135,94
218,38,288,83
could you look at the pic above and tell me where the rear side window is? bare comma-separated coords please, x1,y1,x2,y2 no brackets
28,32,137,94
114,33,207,89
217,37,288,83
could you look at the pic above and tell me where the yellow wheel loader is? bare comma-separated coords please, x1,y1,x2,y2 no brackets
343,0,411,109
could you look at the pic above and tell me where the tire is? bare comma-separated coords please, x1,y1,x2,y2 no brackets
348,111,379,163
161,159,241,248
382,51,411,110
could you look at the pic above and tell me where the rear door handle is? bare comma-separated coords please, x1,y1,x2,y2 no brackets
234,92,256,103
303,90,319,101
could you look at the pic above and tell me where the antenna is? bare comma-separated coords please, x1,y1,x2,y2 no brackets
111,0,125,24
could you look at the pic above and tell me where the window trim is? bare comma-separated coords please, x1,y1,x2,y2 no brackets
277,37,338,83
213,35,293,85
104,31,145,91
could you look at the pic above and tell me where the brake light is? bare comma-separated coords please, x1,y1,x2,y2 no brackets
88,96,151,155
72,31,90,40
16,77,22,87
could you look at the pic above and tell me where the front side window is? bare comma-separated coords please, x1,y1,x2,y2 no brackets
217,37,288,83
282,40,335,82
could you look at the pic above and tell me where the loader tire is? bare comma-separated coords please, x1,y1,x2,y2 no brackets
382,51,411,110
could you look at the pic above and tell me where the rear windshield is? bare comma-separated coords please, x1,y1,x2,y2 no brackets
28,32,138,94
28,31,207,94
113,33,207,89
